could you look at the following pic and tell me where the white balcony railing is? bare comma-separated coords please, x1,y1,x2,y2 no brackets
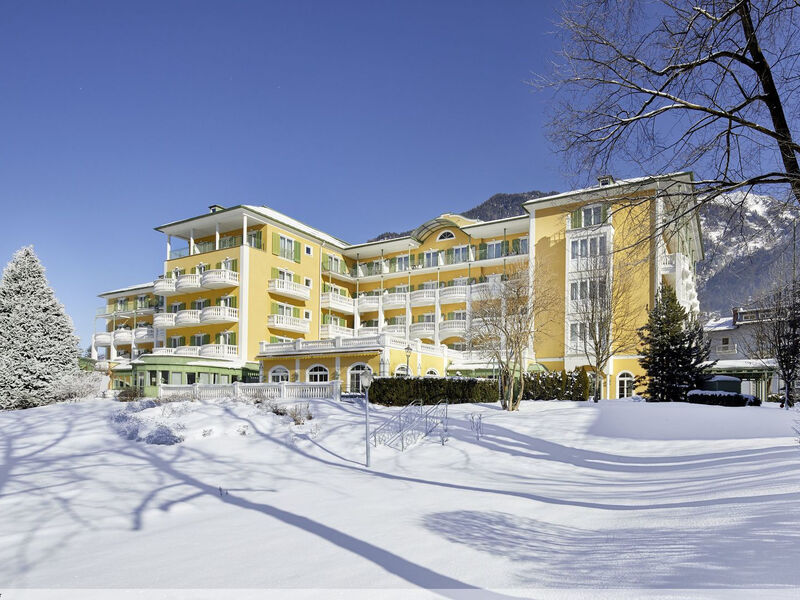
153,278,178,296
175,309,201,326
93,332,112,345
382,292,408,308
152,347,176,356
153,312,176,328
384,324,406,334
357,326,379,336
175,346,200,357
320,293,355,314
175,273,202,292
134,327,155,343
716,343,738,354
268,279,311,301
268,314,311,333
439,286,468,303
439,320,467,337
201,269,240,289
200,306,239,323
320,324,355,339
358,296,381,312
112,329,133,345
199,344,238,359
410,289,437,306
409,322,435,338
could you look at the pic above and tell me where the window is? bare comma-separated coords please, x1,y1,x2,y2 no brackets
220,375,230,384
270,366,290,383
305,277,312,288
199,372,211,384
419,313,436,323
450,311,467,321
571,235,607,259
617,372,635,398
193,298,209,310
394,364,410,377
305,245,312,256
452,245,469,263
520,238,529,254
422,281,438,290
569,322,587,348
169,336,182,348
148,370,157,386
276,268,293,282
304,310,312,320
328,255,342,272
279,235,296,261
570,279,606,301
722,337,730,345
394,284,409,293
452,277,469,286
170,372,182,384
424,250,440,268
307,365,329,383
396,255,410,271
583,205,603,227
425,368,439,377
448,342,468,351
219,295,236,307
487,241,503,259
437,231,455,241
274,302,294,317
348,364,372,393
137,295,149,309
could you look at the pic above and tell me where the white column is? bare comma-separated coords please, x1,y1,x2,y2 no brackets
335,355,341,381
242,214,249,245
189,229,195,255
215,224,220,250
434,288,441,346
238,244,249,362
405,295,411,341
166,235,172,261
294,358,300,382
377,294,384,333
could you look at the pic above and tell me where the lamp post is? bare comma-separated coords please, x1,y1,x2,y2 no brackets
405,344,412,377
360,368,374,467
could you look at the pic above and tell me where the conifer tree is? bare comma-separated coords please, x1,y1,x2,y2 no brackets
0,246,81,410
638,284,710,402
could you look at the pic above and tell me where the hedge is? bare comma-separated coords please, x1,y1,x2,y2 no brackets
519,369,591,401
685,390,761,407
367,377,498,406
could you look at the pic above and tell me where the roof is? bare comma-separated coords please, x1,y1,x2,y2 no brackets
707,359,777,371
99,282,154,297
705,317,735,331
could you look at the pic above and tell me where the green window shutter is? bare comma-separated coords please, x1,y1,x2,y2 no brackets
230,259,238,272
272,232,280,255
409,254,415,266
409,284,414,291
447,312,454,320
446,248,454,263
178,269,186,275
252,230,262,249
179,302,187,311
293,241,301,263
230,296,237,308
478,243,487,260
271,302,279,314
602,203,609,223
190,267,196,274
292,307,300,318
512,238,520,254
323,314,330,324
293,273,301,284
215,333,221,344
571,209,582,229
325,254,332,270
417,253,424,265
214,262,221,270
270,336,278,343
271,267,279,279
179,336,186,346
229,332,236,345
501,240,509,256
389,257,397,271
204,334,211,345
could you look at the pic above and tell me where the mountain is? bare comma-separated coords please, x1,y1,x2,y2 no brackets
367,190,556,242
368,188,796,317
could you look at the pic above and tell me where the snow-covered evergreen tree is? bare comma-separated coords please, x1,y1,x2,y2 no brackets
638,284,711,402
0,246,81,410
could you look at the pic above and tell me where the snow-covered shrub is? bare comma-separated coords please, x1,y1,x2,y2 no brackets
685,390,760,407
117,388,141,402
111,411,141,440
236,424,250,436
0,247,82,410
51,370,105,402
125,398,157,413
368,377,497,406
144,425,184,445
288,402,312,425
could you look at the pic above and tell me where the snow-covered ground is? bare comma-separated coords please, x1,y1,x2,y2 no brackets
1,396,799,597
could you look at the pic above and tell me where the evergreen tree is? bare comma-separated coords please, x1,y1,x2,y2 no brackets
0,247,81,410
638,284,711,402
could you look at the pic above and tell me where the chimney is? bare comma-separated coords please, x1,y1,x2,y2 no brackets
208,204,224,213
597,175,614,186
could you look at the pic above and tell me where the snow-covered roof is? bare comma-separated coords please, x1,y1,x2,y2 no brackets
708,359,777,371
704,317,735,331
99,282,154,297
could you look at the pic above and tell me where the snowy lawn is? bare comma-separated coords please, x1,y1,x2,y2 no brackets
1,396,799,595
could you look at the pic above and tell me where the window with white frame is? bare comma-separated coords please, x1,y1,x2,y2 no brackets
219,295,235,307
394,283,409,293
570,278,607,302
270,366,290,383
424,250,440,268
437,231,455,241
169,336,182,348
394,364,410,377
569,322,587,349
419,313,436,323
192,298,209,310
449,342,468,351
425,368,439,377
582,205,603,227
219,331,235,345
275,302,294,317
452,245,469,263
276,268,293,281
617,372,635,398
520,237,529,254
570,235,607,259
329,255,341,272
452,277,469,286
487,241,503,259
279,235,296,261
422,281,438,290
396,255,410,271
348,364,371,393
450,310,467,321
307,365,329,383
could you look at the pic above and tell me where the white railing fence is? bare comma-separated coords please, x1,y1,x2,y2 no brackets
158,380,342,403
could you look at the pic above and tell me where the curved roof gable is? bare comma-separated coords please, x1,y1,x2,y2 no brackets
410,213,479,242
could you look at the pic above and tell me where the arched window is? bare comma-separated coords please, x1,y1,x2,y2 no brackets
425,368,439,377
307,365,329,383
617,371,635,399
437,230,455,241
348,363,372,393
269,366,290,383
394,364,409,377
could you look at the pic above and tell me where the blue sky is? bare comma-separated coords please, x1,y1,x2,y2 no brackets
0,0,570,348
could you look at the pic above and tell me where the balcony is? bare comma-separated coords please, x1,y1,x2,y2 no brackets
174,309,201,327
357,326,379,336
410,289,437,306
153,278,178,296
112,329,133,345
384,324,406,335
268,314,311,333
320,292,355,314
439,320,467,337
134,327,155,343
716,343,738,355
358,295,381,312
200,306,239,324
383,292,408,308
439,286,468,304
268,279,311,301
152,347,176,356
93,332,112,346
320,324,355,339
175,346,200,357
201,269,240,289
176,273,202,293
96,306,112,317
409,322,435,339
199,344,238,359
153,312,176,328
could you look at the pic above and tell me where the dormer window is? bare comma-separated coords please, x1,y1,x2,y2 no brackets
437,231,455,241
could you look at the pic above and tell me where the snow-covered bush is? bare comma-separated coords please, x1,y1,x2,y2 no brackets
288,402,312,425
0,247,82,410
117,388,141,402
686,390,760,407
51,370,105,402
144,425,184,445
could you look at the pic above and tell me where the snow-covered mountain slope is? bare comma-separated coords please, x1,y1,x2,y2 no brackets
697,190,797,315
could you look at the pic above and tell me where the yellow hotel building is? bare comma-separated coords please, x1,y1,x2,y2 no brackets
92,173,702,398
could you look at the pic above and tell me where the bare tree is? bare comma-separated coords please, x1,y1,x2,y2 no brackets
540,0,800,231
569,253,640,401
469,260,557,410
